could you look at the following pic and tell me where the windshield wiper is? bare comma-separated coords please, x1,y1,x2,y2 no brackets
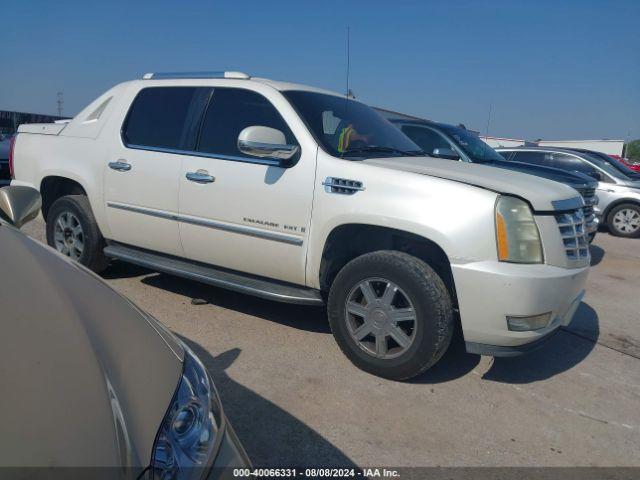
341,146,425,158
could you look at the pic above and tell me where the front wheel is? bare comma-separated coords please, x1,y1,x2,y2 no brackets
327,251,454,381
607,204,640,238
46,195,109,272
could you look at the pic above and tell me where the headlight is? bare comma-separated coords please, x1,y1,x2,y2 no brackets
495,195,543,264
151,350,222,480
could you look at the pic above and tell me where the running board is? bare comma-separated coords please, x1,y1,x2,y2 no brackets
103,244,324,306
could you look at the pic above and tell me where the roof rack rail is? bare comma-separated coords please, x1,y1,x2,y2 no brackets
141,71,250,80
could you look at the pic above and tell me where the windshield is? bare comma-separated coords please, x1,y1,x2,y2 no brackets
439,125,504,162
582,151,639,179
282,91,422,159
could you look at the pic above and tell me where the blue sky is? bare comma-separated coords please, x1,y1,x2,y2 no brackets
1,0,638,140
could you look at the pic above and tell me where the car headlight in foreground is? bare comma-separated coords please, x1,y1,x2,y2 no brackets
495,195,544,264
151,349,223,480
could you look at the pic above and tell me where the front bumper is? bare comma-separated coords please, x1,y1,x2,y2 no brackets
451,260,589,353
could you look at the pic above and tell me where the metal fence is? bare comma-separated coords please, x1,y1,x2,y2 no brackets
0,110,67,135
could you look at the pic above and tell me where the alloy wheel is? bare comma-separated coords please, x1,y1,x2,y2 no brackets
613,208,640,234
53,211,85,260
345,278,417,359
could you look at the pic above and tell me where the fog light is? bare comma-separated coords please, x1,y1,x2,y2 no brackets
507,312,552,331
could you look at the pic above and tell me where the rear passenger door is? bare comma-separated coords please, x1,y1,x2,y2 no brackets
178,87,316,285
105,86,210,256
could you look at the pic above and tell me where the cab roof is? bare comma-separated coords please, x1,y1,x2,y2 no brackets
139,71,343,97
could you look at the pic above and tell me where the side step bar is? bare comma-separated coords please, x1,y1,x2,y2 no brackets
103,243,324,306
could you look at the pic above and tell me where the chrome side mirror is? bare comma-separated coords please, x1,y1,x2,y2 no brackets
237,126,299,166
0,186,42,228
432,147,460,161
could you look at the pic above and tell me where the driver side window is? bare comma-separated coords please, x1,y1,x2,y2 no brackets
197,88,297,160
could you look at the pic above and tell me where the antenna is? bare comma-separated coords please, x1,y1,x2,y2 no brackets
57,92,64,117
346,26,350,98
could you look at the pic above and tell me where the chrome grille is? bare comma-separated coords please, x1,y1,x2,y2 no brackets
575,186,597,227
555,209,589,260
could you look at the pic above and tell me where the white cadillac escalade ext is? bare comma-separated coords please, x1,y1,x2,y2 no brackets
11,71,590,380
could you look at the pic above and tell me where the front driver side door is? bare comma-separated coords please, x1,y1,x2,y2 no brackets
178,87,316,285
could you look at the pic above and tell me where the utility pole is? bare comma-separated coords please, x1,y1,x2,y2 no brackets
57,92,64,117
485,103,492,138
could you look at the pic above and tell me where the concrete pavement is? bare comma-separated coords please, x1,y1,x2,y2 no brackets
22,218,640,467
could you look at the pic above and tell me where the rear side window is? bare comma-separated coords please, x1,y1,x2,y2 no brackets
498,150,513,161
401,126,451,155
122,87,211,150
198,88,296,159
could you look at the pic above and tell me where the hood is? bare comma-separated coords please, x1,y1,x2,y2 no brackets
0,225,184,470
363,156,581,211
489,160,597,190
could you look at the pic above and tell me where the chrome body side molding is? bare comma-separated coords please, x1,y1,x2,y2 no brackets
106,202,304,246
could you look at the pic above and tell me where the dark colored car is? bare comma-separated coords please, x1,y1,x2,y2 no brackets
618,157,640,173
0,133,14,186
496,146,640,238
385,118,599,240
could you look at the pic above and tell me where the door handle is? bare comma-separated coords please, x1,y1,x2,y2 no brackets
108,160,131,172
186,170,215,184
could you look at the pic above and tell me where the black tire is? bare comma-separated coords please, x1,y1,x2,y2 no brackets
606,203,640,238
46,195,109,272
327,250,454,381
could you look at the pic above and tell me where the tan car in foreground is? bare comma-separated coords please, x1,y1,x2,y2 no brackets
0,186,249,478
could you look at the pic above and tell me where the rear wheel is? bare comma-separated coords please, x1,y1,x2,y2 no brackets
327,250,454,381
46,195,109,272
607,204,640,238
